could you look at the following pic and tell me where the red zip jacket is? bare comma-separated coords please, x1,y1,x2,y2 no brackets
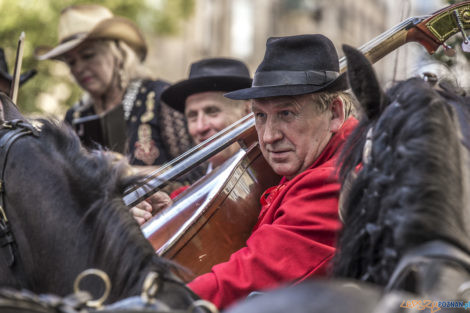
188,117,358,309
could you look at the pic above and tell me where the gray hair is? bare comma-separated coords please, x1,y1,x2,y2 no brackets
309,90,357,118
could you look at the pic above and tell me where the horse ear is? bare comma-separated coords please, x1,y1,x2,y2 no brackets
0,92,24,121
342,44,388,120
0,93,6,123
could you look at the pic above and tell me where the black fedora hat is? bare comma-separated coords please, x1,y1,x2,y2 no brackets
161,58,252,113
0,48,37,86
226,34,348,100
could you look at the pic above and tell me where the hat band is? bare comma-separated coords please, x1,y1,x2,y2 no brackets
253,70,339,87
60,32,88,44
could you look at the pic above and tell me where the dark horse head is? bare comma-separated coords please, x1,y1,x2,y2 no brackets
0,93,199,309
334,45,470,298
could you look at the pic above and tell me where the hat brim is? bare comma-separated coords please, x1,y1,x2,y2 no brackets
0,69,37,85
225,72,348,100
35,37,85,61
35,17,147,61
161,76,253,113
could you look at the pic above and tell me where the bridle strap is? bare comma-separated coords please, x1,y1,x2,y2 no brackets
0,119,39,289
386,240,470,292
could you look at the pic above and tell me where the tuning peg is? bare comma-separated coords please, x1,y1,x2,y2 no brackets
453,9,470,53
462,40,470,53
443,43,456,57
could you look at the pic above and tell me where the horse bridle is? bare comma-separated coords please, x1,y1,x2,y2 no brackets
0,120,216,312
0,119,39,288
386,240,470,299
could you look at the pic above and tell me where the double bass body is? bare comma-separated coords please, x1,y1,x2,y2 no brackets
142,138,280,281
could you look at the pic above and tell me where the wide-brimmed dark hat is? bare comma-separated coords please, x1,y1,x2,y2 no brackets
0,48,37,86
226,34,348,100
161,58,252,112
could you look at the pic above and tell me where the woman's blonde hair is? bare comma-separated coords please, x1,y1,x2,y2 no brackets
104,39,153,88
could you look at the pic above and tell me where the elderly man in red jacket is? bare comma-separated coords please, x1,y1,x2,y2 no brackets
186,34,358,309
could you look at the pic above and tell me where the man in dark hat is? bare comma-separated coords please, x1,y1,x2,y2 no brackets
131,57,252,224
0,48,36,94
162,57,252,170
186,34,358,309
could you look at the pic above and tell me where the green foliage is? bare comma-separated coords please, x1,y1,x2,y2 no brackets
0,0,194,117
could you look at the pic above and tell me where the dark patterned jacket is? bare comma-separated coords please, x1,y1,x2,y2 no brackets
65,79,193,166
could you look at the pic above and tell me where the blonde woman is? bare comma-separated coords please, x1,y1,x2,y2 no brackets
36,4,193,167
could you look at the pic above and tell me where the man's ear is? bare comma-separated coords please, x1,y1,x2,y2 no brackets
329,96,345,133
243,100,251,115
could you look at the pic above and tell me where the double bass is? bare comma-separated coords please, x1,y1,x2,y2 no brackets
123,1,470,281
124,113,281,280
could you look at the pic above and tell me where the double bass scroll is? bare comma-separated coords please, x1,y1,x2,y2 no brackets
338,2,470,72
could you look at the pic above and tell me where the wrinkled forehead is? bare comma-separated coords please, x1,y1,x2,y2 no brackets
251,94,319,111
185,91,242,114
251,94,312,111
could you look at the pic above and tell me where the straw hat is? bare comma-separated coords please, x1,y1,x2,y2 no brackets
35,4,147,61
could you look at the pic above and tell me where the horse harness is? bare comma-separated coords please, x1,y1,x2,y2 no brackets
0,289,217,313
0,120,217,313
0,119,39,287
0,270,217,313
386,240,470,299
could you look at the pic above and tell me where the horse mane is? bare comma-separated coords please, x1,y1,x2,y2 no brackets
34,119,175,298
334,77,470,284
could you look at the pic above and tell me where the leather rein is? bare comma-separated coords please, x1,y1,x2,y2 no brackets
0,119,39,288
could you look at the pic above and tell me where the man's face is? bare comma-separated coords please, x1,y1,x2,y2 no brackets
185,91,249,166
252,94,342,179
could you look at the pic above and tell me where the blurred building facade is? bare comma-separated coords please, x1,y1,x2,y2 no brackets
148,0,391,83
145,0,451,87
